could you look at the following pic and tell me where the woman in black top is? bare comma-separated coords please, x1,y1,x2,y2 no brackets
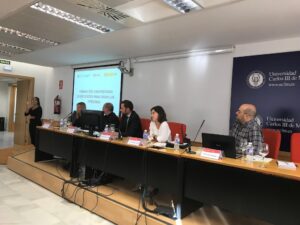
25,97,42,146
71,102,86,128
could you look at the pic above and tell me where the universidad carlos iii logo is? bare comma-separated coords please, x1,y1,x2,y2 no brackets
246,70,266,89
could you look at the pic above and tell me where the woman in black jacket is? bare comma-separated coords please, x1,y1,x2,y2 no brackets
25,97,42,146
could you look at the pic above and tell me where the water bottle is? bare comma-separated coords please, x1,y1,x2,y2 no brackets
63,118,68,128
174,133,180,150
59,118,64,128
104,125,109,132
246,142,254,161
143,130,148,146
79,165,86,181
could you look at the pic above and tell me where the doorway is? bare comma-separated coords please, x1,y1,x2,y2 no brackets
0,73,34,148
8,84,17,132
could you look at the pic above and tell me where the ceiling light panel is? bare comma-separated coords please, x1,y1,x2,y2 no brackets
31,2,113,33
0,41,32,52
0,25,59,46
163,0,202,13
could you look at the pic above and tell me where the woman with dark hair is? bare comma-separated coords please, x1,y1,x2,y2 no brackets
71,102,86,128
25,97,42,146
149,106,171,143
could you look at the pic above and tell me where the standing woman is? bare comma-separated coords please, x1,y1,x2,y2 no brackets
25,97,42,146
149,106,171,143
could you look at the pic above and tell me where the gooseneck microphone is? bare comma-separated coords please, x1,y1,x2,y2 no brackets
186,120,205,154
63,112,72,120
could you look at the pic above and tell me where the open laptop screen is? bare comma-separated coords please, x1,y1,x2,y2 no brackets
202,133,237,158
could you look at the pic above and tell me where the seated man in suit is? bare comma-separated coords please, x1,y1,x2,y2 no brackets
119,100,142,138
230,103,263,154
102,102,120,131
71,102,86,128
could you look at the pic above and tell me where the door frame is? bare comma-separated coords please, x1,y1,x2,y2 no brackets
0,73,35,145
7,84,17,132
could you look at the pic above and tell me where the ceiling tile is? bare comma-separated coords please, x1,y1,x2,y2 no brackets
195,0,242,8
116,0,179,22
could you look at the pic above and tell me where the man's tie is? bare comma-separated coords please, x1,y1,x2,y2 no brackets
125,116,130,132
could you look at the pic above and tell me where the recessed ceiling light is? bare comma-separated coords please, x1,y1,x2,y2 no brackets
31,2,113,33
0,41,32,52
163,0,201,13
0,26,59,46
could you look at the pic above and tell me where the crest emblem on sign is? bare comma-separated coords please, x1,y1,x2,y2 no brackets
247,71,266,89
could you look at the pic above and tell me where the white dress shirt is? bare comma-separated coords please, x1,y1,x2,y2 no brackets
149,121,171,143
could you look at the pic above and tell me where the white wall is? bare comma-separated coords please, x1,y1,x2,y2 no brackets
0,82,9,130
44,66,74,119
123,53,234,140
235,36,300,57
1,60,53,119
1,61,74,121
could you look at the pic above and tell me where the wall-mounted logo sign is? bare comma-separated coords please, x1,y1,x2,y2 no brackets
255,115,263,126
247,71,266,89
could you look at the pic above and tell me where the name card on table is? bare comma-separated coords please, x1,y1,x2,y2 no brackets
127,137,142,146
66,127,76,134
99,132,112,141
42,123,51,129
200,148,222,160
277,160,297,170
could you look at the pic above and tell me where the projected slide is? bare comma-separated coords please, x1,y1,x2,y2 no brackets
73,67,122,115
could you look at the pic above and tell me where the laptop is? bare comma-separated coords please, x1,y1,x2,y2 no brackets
202,133,242,159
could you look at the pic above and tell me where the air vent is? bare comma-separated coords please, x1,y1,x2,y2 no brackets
74,0,129,22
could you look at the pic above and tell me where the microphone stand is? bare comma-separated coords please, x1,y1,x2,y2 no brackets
63,112,72,121
184,120,205,154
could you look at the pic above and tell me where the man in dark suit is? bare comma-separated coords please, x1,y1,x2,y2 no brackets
119,100,142,138
102,102,120,131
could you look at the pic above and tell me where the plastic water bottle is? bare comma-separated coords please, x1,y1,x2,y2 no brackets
79,165,86,181
59,118,64,128
63,118,68,128
143,130,148,146
104,125,109,132
246,142,254,161
174,133,180,150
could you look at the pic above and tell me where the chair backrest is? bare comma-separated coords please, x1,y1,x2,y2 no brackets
168,122,187,143
140,118,151,133
291,133,300,163
262,128,281,159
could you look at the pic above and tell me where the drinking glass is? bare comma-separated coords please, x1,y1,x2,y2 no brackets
110,124,115,132
258,143,269,167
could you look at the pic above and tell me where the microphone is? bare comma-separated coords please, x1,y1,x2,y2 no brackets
171,200,177,218
193,120,205,143
118,129,123,140
185,120,205,154
63,112,72,120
